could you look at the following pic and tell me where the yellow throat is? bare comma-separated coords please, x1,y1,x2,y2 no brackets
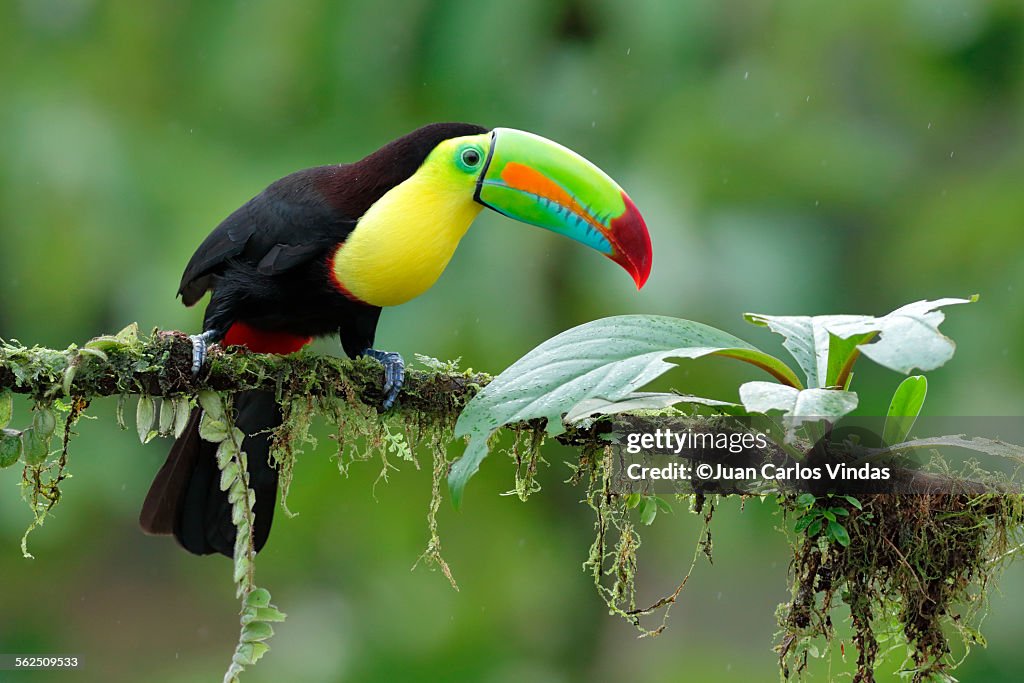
331,137,485,307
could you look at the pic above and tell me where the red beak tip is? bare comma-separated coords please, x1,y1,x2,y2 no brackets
609,193,652,291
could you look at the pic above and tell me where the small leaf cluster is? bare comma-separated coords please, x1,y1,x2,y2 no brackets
135,394,192,445
624,493,672,525
192,391,287,683
791,493,864,548
622,493,671,528
0,393,58,468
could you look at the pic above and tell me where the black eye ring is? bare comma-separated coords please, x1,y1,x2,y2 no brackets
461,148,481,167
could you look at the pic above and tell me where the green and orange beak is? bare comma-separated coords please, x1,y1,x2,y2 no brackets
473,128,652,288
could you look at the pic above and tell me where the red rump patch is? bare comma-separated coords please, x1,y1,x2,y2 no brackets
223,322,312,354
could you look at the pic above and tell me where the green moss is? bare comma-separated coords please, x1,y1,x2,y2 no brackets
777,492,1024,681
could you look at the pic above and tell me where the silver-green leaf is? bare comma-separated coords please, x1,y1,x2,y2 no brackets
563,392,739,424
136,396,156,444
0,393,11,429
449,315,798,507
739,381,859,425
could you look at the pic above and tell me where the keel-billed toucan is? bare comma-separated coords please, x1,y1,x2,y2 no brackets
140,123,652,556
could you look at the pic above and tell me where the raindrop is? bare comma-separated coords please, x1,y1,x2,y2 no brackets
743,71,749,80
805,95,811,102
626,47,631,55
591,121,596,128
949,151,955,158
927,122,932,130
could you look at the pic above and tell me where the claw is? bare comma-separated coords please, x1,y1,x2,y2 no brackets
362,349,405,410
189,330,220,376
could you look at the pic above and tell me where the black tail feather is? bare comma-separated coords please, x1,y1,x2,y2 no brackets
140,391,281,557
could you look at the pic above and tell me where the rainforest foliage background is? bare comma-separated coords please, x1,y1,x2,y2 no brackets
1,1,1023,681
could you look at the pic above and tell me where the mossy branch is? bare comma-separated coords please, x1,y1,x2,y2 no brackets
0,329,1009,500
0,329,486,416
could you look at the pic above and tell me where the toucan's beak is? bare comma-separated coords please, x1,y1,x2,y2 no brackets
474,128,652,288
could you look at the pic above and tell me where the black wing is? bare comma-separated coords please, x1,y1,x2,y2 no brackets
179,166,356,306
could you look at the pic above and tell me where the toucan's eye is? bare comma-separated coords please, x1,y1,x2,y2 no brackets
461,148,481,167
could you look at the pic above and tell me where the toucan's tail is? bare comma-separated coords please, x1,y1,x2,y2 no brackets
139,390,281,557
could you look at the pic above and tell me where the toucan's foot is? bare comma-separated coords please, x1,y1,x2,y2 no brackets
362,349,405,410
189,330,220,375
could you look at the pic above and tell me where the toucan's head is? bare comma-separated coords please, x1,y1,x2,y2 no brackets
429,126,652,288
334,123,652,308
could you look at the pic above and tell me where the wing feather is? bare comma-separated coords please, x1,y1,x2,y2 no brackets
178,167,356,306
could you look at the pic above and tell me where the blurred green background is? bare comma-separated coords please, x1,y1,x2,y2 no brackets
1,1,1023,681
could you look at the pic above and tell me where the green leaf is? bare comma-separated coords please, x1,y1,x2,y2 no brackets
62,363,77,397
841,495,863,510
78,346,109,362
639,497,658,525
449,315,798,507
158,398,176,435
22,427,50,466
653,496,673,513
738,382,858,425
136,396,155,444
114,322,140,344
254,606,287,623
233,554,252,584
84,335,121,352
245,588,272,608
824,331,876,389
199,414,229,443
795,493,816,509
744,314,824,387
824,297,976,374
241,621,275,642
873,435,1024,462
794,515,815,533
0,393,13,429
116,394,127,430
625,493,641,509
745,313,875,389
831,507,849,517
233,641,270,666
217,440,237,468
827,520,851,547
0,429,22,468
32,406,56,436
564,392,739,424
173,398,192,439
220,461,241,491
198,390,225,421
883,376,928,446
807,518,822,536
748,297,976,387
